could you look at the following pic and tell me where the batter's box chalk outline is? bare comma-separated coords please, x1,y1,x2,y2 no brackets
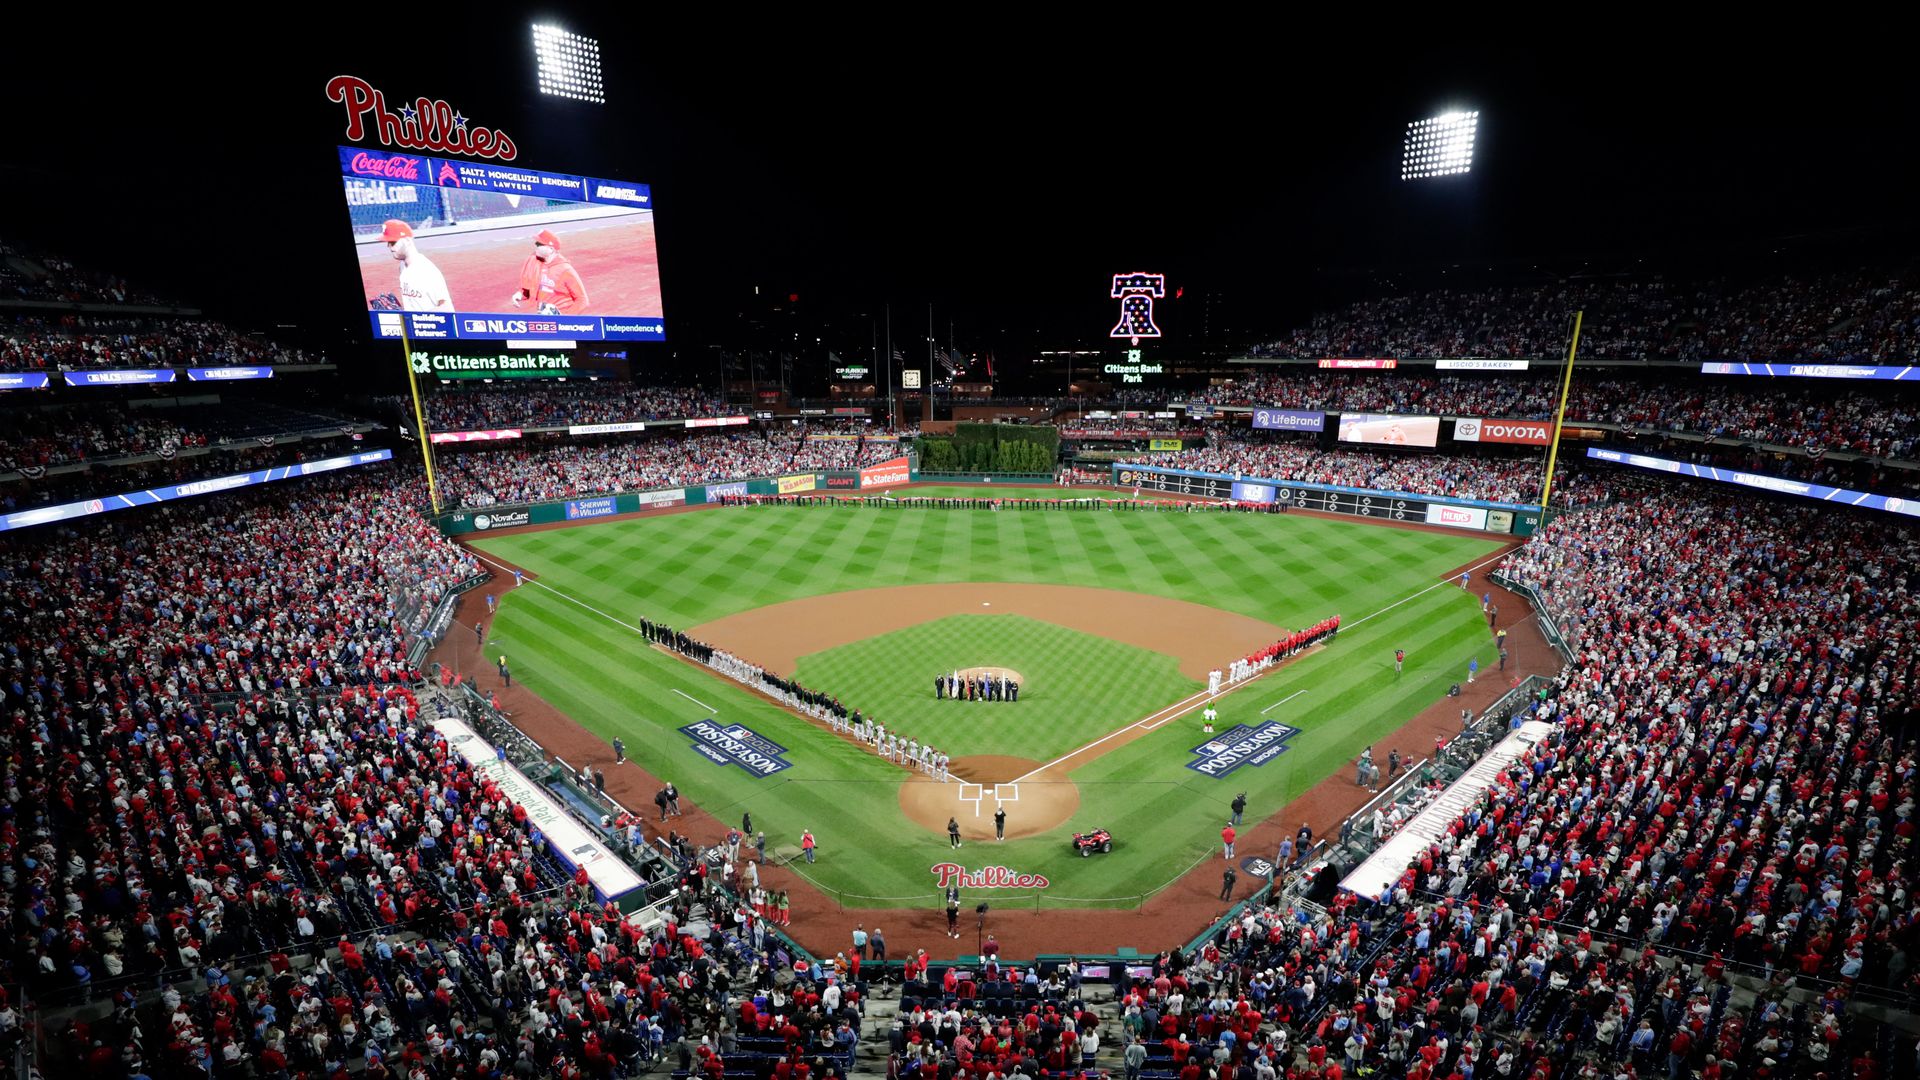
956,782,986,816
992,783,1020,805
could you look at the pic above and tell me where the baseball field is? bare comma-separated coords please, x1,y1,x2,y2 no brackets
468,493,1508,912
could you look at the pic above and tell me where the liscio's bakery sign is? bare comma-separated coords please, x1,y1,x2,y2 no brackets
932,863,1050,889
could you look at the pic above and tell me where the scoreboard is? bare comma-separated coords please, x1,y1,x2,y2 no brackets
1112,465,1540,535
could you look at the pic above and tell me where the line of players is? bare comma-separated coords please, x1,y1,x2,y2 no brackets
837,713,952,780
1214,615,1343,690
935,670,1020,702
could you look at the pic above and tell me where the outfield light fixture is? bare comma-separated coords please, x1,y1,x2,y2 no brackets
1402,110,1478,180
533,24,605,104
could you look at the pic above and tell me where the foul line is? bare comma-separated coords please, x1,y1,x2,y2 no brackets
1341,549,1513,632
1262,689,1308,715
673,688,716,712
1007,548,1517,785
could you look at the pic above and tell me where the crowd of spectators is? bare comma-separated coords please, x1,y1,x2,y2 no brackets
439,427,914,509
0,313,325,371
1,238,166,306
1159,487,1917,1080
1061,417,1202,440
0,457,887,1078
1253,269,1920,364
1186,372,1920,461
424,384,729,430
1123,437,1547,504
0,403,209,469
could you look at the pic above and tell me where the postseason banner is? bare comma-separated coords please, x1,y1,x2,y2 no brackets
1701,362,1915,380
1587,448,1920,519
0,450,393,533
1186,722,1300,778
344,146,664,342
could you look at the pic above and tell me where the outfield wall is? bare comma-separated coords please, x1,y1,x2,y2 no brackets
1110,463,1544,537
436,473,823,535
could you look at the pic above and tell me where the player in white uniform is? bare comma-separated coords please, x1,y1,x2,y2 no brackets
381,219,453,311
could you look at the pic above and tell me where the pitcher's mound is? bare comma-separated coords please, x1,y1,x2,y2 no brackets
948,667,1025,685
898,755,1079,840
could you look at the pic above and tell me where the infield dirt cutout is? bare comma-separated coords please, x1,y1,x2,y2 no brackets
899,755,1079,840
691,583,1287,840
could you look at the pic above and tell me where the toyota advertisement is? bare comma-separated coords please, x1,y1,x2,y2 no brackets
344,146,664,342
1452,417,1552,446
1337,413,1441,448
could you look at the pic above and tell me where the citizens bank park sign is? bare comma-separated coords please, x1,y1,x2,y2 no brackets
327,75,516,160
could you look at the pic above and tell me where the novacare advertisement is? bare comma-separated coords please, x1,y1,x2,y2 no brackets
1425,504,1489,530
859,456,911,488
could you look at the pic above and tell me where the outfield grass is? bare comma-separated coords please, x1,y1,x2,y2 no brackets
793,614,1198,761
474,506,1505,906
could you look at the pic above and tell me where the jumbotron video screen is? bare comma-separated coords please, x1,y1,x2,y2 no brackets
342,146,664,342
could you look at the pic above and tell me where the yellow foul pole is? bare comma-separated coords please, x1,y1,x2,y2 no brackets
398,320,443,515
1538,309,1583,512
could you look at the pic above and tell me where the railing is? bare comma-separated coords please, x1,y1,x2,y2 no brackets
1490,570,1572,661
407,571,492,668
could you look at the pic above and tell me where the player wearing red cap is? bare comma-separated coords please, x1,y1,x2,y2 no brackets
380,219,453,311
507,228,589,315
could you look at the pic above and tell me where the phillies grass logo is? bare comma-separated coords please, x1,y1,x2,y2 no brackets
932,864,1050,889
327,75,518,161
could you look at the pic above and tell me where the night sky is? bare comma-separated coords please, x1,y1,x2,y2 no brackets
5,23,1915,369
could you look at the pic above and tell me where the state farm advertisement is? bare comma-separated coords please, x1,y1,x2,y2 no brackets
1452,418,1551,446
860,456,911,488
1425,504,1489,530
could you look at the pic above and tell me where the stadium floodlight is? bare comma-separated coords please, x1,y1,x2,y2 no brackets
533,24,605,104
1401,110,1478,180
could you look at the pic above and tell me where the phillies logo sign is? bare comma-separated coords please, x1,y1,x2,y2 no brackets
932,863,1050,890
327,75,518,161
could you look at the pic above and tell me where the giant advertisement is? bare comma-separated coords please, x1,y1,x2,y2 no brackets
859,456,912,488
1452,417,1551,445
1252,408,1326,432
345,146,663,342
1586,448,1920,519
1337,413,1441,447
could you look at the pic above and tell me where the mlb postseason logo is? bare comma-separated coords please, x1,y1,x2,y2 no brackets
681,720,794,777
1186,722,1299,779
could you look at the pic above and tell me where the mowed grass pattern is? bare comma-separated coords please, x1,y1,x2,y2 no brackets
474,506,1506,905
793,614,1199,762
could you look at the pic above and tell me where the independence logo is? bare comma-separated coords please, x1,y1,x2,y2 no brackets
680,720,794,777
1186,721,1299,779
